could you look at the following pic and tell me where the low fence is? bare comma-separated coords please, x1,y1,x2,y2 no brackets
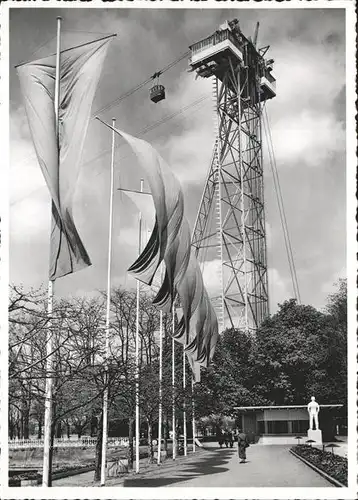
9,437,129,449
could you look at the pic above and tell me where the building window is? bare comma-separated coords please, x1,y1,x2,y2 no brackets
258,419,309,435
291,420,309,434
266,421,288,434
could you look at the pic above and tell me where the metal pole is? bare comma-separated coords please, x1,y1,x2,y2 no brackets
100,117,116,486
192,377,196,453
135,179,144,473
183,347,187,456
171,309,176,460
42,16,61,488
42,281,54,487
157,309,163,464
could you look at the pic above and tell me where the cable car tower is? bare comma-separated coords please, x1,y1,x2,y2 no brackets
189,19,276,332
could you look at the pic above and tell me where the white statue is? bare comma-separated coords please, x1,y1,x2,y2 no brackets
307,396,320,430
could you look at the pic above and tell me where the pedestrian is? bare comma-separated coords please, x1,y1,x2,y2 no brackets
237,428,249,463
217,428,225,448
227,429,234,448
224,429,229,448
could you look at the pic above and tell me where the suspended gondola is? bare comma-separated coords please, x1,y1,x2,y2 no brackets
150,71,166,103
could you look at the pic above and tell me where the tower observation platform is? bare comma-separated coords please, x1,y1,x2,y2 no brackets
190,19,276,332
189,20,276,103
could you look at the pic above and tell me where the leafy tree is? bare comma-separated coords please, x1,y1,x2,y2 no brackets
325,278,347,327
321,279,347,405
195,280,347,415
253,292,347,405
194,328,266,418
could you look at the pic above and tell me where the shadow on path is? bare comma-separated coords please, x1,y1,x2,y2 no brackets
123,448,233,487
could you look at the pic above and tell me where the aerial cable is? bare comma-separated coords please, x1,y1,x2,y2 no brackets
94,51,190,116
138,95,208,135
11,94,210,208
20,36,56,63
16,30,116,65
265,129,297,298
85,94,208,173
263,107,301,304
264,110,300,303
14,49,191,170
93,77,154,116
62,29,114,35
264,108,301,303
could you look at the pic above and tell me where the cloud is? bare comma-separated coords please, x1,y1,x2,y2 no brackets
10,107,45,204
265,222,273,251
158,74,214,186
11,192,50,238
320,266,347,296
263,37,345,169
273,42,345,115
268,267,292,312
269,111,345,167
202,259,222,298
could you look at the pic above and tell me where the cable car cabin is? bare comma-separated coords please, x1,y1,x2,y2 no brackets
150,84,165,103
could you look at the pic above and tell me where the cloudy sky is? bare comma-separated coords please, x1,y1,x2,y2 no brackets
9,7,347,313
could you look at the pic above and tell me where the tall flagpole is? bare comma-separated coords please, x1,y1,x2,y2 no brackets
171,308,176,460
135,179,144,473
100,117,116,486
157,309,163,464
192,378,196,453
183,347,187,456
42,16,61,488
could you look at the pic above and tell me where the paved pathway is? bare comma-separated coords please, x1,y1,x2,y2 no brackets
55,442,333,487
119,442,332,487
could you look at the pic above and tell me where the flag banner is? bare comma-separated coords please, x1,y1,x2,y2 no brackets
121,189,155,230
121,189,163,295
171,258,218,368
114,129,186,293
174,253,205,344
152,218,191,311
111,128,191,311
106,124,219,365
17,35,114,279
186,352,201,384
185,287,218,368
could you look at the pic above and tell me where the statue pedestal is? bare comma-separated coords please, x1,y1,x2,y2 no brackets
307,429,322,445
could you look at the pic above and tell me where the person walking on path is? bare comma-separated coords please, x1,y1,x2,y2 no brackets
237,428,250,463
225,429,234,448
217,428,225,448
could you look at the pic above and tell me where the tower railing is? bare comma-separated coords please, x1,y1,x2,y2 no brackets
190,29,244,61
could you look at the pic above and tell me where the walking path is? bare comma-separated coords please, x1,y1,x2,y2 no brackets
54,442,332,487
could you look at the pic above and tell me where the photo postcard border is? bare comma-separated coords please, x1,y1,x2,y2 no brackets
0,0,356,499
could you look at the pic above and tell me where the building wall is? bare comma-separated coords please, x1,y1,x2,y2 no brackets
256,409,308,421
255,409,309,436
238,407,341,441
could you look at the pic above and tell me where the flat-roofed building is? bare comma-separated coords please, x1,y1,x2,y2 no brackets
233,404,344,445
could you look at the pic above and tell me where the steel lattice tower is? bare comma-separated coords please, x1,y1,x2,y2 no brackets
189,20,276,332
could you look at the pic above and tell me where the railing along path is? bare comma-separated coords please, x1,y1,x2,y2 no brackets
9,437,129,449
